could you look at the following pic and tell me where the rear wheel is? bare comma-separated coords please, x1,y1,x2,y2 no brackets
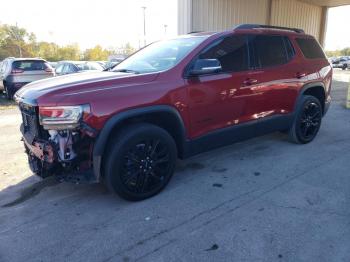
289,95,322,144
4,84,13,100
104,123,177,201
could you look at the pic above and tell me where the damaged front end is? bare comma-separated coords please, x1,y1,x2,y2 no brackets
18,101,98,183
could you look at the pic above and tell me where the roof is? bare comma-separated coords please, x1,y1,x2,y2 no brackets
300,0,350,7
5,57,46,61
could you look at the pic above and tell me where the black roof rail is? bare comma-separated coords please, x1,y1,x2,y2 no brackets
234,24,305,34
188,31,203,34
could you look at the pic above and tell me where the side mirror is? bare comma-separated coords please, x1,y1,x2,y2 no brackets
189,59,222,76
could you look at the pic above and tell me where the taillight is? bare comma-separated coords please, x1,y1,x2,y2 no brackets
45,68,53,73
11,69,24,74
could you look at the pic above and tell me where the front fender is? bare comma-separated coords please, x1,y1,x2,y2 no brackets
92,105,187,180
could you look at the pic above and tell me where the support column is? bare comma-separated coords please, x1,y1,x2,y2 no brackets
266,0,273,25
178,0,193,34
319,6,328,47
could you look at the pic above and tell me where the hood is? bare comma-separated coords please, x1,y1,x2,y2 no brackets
15,71,158,105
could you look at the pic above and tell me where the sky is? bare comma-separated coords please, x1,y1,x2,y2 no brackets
0,0,349,51
325,5,350,51
0,0,178,50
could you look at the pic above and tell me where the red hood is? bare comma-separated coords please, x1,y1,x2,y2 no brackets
15,71,159,106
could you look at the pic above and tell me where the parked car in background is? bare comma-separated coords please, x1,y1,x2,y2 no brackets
104,61,120,70
49,62,58,69
15,24,332,201
0,58,55,99
96,61,107,69
104,57,126,70
55,61,104,76
332,56,350,70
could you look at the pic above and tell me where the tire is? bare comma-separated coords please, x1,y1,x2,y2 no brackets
4,84,13,100
342,64,347,70
289,95,322,144
104,123,177,201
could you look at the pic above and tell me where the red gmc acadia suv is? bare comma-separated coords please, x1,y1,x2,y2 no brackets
15,24,332,201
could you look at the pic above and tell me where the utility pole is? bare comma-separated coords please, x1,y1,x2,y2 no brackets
142,6,147,46
164,24,168,36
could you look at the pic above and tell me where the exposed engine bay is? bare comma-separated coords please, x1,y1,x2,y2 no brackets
19,102,97,182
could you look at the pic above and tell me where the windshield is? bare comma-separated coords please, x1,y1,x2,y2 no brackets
112,36,207,74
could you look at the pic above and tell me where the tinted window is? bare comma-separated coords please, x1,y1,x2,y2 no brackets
68,64,77,73
296,38,326,59
284,37,295,60
251,35,289,68
62,64,71,73
12,60,47,71
198,35,248,72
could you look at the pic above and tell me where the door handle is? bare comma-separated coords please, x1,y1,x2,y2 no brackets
296,72,306,79
242,78,258,87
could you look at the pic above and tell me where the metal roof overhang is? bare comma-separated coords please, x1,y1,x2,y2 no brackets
300,0,350,7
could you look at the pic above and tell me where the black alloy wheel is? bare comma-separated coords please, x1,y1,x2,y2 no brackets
289,95,322,144
121,138,172,194
298,101,322,141
104,123,177,201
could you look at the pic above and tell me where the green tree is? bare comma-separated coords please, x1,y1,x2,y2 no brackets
57,44,81,61
83,45,110,61
0,23,35,59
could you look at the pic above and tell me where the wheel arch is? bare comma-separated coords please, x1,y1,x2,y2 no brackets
296,82,326,114
92,105,188,180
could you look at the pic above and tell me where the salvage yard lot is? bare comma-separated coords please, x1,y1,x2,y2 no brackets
0,70,350,262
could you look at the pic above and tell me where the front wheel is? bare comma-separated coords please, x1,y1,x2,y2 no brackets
289,95,322,144
104,123,177,201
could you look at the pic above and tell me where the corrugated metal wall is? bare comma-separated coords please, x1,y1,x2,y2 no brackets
270,0,322,40
191,0,270,32
178,0,325,42
178,0,192,35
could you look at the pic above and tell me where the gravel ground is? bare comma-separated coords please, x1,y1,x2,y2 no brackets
0,69,349,262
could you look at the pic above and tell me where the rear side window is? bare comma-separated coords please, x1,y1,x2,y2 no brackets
296,38,326,59
250,35,292,68
12,60,47,71
198,35,249,72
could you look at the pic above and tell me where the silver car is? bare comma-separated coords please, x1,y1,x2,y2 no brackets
0,58,55,99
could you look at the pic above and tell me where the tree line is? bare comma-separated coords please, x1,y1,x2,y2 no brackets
325,48,350,58
0,23,136,61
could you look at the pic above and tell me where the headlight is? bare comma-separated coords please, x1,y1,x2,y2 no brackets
39,105,90,130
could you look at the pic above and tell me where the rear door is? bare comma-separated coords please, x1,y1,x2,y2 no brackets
246,34,299,129
12,60,53,83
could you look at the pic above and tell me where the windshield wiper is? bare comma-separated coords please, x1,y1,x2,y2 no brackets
111,68,140,74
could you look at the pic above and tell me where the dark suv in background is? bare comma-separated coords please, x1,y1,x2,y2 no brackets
15,24,332,201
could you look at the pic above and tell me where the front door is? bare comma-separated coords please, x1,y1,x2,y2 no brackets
185,34,259,139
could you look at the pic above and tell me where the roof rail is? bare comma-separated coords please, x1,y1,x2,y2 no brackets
234,24,305,34
188,31,203,34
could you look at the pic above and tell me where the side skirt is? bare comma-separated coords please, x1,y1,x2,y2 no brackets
183,114,294,158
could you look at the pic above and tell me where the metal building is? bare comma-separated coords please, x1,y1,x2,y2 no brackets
178,0,350,46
